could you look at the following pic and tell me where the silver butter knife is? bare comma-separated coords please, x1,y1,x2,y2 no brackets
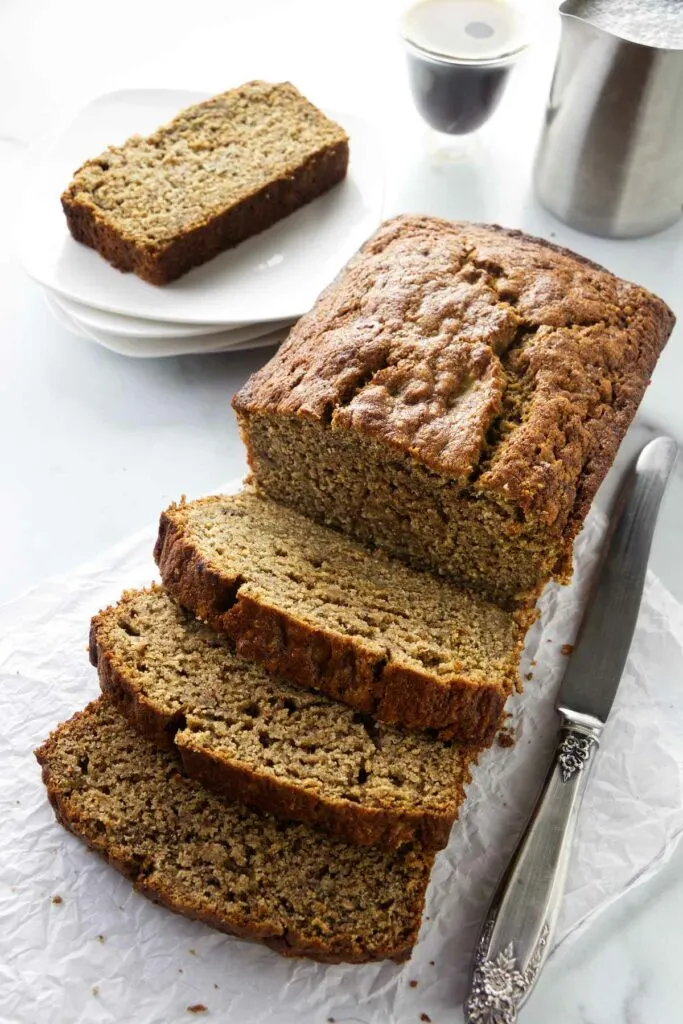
464,435,678,1024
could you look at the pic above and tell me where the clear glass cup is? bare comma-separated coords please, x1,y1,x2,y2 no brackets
400,0,529,156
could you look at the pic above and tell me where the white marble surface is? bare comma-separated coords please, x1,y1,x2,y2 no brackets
1,1,682,1020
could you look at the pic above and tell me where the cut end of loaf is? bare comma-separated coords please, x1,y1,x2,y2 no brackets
236,409,558,610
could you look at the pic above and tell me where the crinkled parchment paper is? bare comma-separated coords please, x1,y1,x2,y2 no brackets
1,486,682,1024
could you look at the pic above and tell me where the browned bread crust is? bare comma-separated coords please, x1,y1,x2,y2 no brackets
154,493,528,746
233,215,674,603
36,699,433,963
61,82,349,285
235,214,673,512
89,586,475,851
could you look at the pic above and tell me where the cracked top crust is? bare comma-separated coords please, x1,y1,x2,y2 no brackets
234,216,674,529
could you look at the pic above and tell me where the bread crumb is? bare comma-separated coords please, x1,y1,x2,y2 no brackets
187,1006,207,1015
51,895,63,905
420,1015,431,1022
561,644,574,656
92,986,99,997
498,728,515,748
530,659,537,667
409,980,418,988
525,671,533,681
97,934,105,943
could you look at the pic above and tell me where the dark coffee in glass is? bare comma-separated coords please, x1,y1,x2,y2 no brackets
401,0,527,135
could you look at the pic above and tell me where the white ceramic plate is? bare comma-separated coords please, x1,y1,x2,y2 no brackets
51,292,256,339
44,290,287,358
18,88,384,325
44,288,89,339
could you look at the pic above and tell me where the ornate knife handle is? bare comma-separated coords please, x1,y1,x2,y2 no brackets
464,720,601,1024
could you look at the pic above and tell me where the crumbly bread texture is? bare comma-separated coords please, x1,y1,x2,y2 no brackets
154,491,527,746
233,215,674,608
35,698,434,963
61,81,349,285
90,586,476,850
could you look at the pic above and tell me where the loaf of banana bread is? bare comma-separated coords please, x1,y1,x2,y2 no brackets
233,215,674,608
36,699,433,963
90,585,475,850
154,490,528,746
62,82,349,284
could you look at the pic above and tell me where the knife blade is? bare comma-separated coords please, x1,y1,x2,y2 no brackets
556,434,679,727
464,435,678,1024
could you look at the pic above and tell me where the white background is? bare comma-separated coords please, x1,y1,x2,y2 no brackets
1,1,683,1020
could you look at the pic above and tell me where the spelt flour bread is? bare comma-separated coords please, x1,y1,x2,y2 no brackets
154,490,528,745
61,82,349,284
35,698,434,963
233,215,674,608
90,585,475,850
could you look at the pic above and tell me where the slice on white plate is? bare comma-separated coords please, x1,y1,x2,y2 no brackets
44,291,288,358
17,88,384,325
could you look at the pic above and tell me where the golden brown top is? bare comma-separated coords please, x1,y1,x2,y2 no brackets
62,81,348,250
234,216,674,530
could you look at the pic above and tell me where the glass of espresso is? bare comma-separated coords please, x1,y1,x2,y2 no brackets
400,0,528,141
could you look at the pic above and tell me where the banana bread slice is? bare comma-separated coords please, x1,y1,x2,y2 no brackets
35,698,433,963
154,491,528,746
90,585,475,850
61,82,349,285
233,215,674,608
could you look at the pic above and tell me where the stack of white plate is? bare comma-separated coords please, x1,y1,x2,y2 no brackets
16,88,385,358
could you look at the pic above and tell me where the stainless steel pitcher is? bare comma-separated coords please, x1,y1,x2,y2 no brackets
534,1,683,238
